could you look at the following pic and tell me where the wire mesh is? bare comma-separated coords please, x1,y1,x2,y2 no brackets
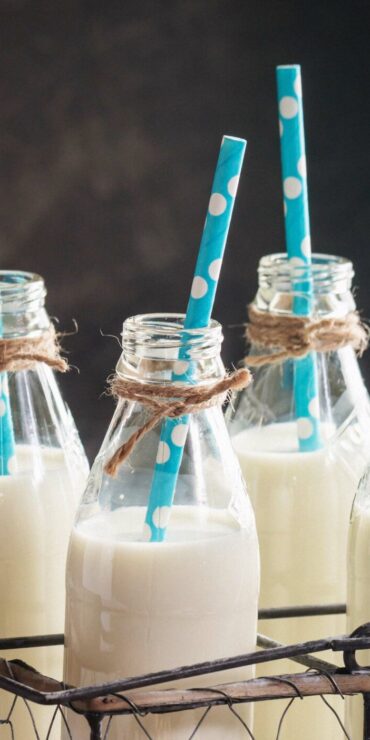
0,609,369,739
0,681,360,739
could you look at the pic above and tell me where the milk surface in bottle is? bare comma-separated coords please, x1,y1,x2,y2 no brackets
0,271,88,738
63,313,260,739
226,253,370,739
347,466,370,737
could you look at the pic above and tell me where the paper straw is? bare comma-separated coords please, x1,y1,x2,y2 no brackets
276,64,321,451
144,135,247,542
0,307,16,475
0,374,16,475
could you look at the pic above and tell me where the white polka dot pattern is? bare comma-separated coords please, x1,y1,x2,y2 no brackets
152,506,171,529
301,236,311,257
227,175,239,197
279,96,298,119
308,396,320,419
171,423,189,447
289,256,305,267
277,64,321,452
144,136,247,540
297,154,307,178
208,193,227,216
173,360,190,376
297,417,314,440
283,177,302,199
294,74,302,97
156,441,170,464
208,258,222,281
191,276,208,299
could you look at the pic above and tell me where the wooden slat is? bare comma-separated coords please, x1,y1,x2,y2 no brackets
70,671,370,716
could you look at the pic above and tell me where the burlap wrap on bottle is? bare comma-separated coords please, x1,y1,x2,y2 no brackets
0,325,68,373
105,367,251,476
245,305,368,366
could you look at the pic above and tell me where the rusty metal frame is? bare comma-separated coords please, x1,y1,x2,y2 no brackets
0,605,369,739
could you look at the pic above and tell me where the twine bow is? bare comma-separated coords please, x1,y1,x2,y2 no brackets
104,367,251,476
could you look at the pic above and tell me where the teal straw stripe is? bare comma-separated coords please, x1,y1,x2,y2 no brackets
144,136,246,542
0,311,16,475
0,373,16,475
276,65,321,451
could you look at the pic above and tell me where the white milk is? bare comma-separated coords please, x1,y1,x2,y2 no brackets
64,505,259,739
232,421,364,740
0,445,87,738
346,502,370,738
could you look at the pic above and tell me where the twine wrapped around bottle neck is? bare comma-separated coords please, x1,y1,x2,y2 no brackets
104,367,251,477
245,304,369,367
0,325,68,373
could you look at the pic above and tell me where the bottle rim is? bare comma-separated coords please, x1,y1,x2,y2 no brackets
118,313,224,380
0,271,46,308
122,313,223,349
258,253,354,292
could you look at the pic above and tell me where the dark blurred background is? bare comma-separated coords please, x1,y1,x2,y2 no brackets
1,0,369,460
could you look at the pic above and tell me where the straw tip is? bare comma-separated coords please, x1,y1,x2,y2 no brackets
276,64,301,72
222,135,247,148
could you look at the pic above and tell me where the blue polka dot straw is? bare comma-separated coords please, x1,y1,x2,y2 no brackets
276,65,322,451
144,135,247,542
0,374,16,475
0,311,16,475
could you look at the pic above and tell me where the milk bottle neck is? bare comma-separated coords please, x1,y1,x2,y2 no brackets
116,313,225,385
0,271,49,338
255,253,355,318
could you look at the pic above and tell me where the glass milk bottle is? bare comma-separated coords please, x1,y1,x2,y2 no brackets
347,467,370,737
64,313,260,740
226,253,370,739
0,271,88,737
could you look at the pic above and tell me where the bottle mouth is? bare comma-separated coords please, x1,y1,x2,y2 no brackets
0,271,46,311
119,313,224,380
258,253,353,292
122,313,223,356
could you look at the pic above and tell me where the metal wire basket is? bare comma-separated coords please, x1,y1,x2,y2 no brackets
1,606,369,739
